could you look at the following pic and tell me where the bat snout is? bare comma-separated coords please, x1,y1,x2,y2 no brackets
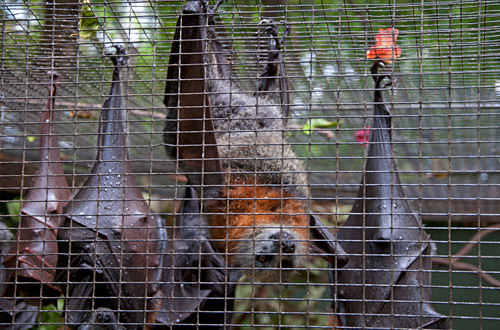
253,230,302,270
269,231,296,254
236,228,305,282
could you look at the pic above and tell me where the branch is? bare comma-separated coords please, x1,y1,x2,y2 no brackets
432,223,500,288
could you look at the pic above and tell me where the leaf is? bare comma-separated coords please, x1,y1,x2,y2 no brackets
26,136,36,143
302,118,341,135
79,1,99,40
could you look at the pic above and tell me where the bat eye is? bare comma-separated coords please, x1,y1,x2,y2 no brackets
256,254,272,265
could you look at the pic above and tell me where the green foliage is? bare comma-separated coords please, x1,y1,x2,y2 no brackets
5,198,21,228
234,257,332,328
37,299,64,330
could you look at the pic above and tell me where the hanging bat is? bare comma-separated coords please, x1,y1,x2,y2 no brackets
332,61,448,329
55,45,163,329
2,71,70,305
163,0,347,283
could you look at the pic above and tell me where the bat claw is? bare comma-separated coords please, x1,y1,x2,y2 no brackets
371,60,396,89
106,44,128,67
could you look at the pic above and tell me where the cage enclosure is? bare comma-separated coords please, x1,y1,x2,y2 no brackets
0,0,499,329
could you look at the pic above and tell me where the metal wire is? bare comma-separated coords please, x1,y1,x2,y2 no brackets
0,0,499,329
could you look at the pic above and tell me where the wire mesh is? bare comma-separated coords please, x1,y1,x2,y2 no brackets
0,0,499,329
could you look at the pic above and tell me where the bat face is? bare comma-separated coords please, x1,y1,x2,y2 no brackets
238,227,305,281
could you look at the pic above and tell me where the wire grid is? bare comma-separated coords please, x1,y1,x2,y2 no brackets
0,0,499,329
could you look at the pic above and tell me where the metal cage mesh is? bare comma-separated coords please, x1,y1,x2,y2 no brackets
0,0,499,329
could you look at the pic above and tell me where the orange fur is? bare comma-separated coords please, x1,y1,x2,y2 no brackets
207,175,308,264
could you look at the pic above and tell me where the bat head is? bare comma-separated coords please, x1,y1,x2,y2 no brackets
79,307,120,330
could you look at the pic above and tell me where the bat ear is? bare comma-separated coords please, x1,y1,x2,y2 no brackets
164,1,224,197
308,214,348,268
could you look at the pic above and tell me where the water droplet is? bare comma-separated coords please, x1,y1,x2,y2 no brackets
180,283,184,288
108,169,112,173
85,216,92,219
382,204,386,209
398,236,402,240
45,119,50,123
175,318,180,323
393,203,397,208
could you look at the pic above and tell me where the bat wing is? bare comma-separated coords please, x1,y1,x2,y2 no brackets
308,214,348,268
163,0,224,197
334,62,447,328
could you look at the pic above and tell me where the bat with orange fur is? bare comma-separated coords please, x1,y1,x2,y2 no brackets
163,0,347,282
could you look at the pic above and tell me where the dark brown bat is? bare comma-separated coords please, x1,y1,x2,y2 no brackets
332,61,448,329
164,0,347,283
2,72,70,304
55,45,162,329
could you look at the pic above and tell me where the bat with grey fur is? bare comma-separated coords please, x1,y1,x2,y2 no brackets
163,0,347,283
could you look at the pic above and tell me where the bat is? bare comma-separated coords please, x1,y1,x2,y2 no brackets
163,0,347,283
55,45,163,329
2,71,70,305
332,61,448,329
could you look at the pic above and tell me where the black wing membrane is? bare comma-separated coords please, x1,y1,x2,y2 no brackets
333,62,448,329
